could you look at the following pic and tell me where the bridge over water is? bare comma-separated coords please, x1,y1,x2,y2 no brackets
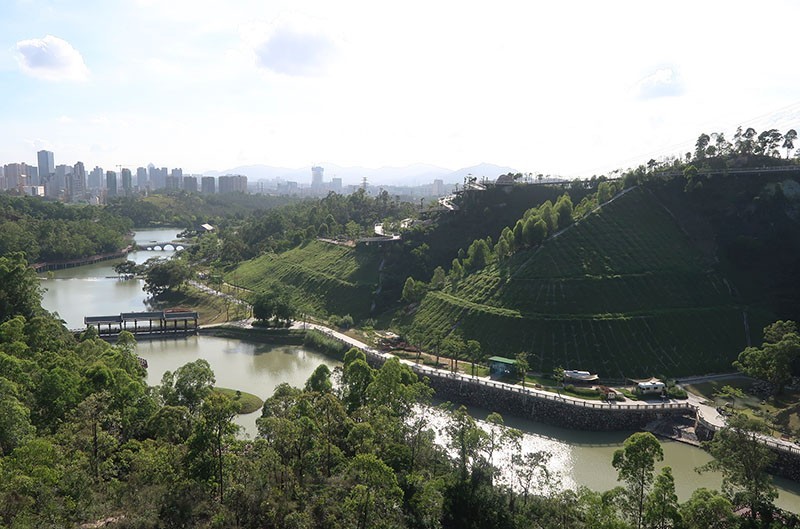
82,310,199,339
136,241,195,251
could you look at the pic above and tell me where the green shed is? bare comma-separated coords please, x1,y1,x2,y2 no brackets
488,356,517,377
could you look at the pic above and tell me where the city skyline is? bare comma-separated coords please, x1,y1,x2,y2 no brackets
2,1,800,178
2,147,258,201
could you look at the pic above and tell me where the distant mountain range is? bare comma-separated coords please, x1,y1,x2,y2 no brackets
203,162,518,186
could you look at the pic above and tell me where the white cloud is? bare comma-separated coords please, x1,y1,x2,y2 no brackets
633,67,684,100
249,15,338,76
14,35,89,81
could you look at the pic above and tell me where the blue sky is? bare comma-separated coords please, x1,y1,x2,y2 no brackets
2,0,800,177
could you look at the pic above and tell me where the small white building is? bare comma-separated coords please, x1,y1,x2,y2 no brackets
636,378,666,396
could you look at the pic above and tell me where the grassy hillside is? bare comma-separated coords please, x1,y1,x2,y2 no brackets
377,183,593,308
406,187,771,378
229,239,381,319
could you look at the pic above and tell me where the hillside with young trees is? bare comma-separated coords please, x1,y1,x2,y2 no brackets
398,126,800,378
222,183,595,319
231,240,382,320
404,186,767,378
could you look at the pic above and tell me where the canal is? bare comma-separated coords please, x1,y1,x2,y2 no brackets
38,228,800,510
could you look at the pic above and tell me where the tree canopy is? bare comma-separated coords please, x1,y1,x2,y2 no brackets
734,320,800,394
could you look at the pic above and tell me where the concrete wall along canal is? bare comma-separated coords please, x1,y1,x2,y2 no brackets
288,329,800,486
331,333,692,431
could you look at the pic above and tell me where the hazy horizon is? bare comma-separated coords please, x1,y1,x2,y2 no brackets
2,1,800,178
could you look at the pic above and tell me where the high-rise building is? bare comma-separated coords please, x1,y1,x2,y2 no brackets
106,171,117,198
162,168,181,191
54,164,72,198
432,179,444,196
2,163,28,191
27,166,38,186
89,166,103,190
165,175,179,190
311,166,324,188
121,168,132,195
201,176,216,194
331,177,342,191
182,176,198,193
147,165,168,190
136,167,148,189
218,174,247,193
70,161,86,201
37,150,54,188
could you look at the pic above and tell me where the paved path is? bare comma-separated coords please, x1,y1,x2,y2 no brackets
686,392,725,429
190,280,251,307
684,382,800,454
292,321,694,410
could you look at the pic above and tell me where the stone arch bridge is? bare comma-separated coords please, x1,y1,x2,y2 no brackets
136,241,195,251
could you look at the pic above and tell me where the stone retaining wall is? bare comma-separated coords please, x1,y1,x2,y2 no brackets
318,329,800,482
356,347,690,430
773,450,800,482
419,368,690,430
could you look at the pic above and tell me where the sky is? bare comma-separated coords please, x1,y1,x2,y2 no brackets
2,0,800,179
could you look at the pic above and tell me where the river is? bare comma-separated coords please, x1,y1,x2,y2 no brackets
38,228,800,510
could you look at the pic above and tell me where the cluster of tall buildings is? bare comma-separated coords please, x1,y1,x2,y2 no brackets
0,150,248,203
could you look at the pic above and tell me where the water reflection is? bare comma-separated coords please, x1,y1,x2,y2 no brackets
430,400,800,508
135,335,340,436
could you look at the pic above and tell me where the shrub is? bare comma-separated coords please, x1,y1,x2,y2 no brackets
667,385,688,399
303,329,349,359
339,314,354,329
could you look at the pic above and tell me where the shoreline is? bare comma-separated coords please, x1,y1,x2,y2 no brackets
33,246,131,272
211,322,800,483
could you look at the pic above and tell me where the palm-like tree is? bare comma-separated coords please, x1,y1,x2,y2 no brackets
783,129,797,159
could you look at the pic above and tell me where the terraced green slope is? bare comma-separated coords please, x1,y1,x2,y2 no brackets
409,187,770,378
230,240,380,319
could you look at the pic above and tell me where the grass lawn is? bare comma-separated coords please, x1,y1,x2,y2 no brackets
213,387,264,414
475,365,491,377
524,374,555,387
683,376,755,402
151,285,248,325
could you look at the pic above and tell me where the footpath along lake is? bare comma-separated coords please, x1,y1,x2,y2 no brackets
39,228,800,509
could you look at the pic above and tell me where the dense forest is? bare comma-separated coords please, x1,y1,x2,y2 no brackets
0,195,132,263
0,252,795,528
106,191,301,230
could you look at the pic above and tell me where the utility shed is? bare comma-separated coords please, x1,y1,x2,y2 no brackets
488,356,517,377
